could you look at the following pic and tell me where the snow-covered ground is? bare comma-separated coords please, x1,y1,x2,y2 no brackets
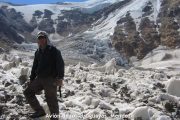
1,45,180,120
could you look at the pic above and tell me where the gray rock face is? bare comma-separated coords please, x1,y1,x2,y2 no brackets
43,9,53,18
93,0,132,19
159,0,180,48
56,9,95,36
29,16,38,29
142,1,153,17
0,6,34,44
38,18,55,34
112,0,179,60
33,10,43,18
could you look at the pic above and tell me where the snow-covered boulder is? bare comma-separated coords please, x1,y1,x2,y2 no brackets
65,66,75,76
2,61,16,70
142,52,171,65
152,72,167,81
2,62,10,70
82,96,92,106
64,100,76,107
99,88,113,97
115,69,126,77
21,61,29,66
157,115,171,120
130,106,150,120
156,93,180,106
10,56,22,66
98,101,112,110
167,79,180,97
88,63,98,68
104,58,117,74
20,67,29,76
91,99,100,108
90,58,117,74
18,67,29,85
2,54,8,61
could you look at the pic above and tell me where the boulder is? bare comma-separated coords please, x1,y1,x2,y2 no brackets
130,106,150,120
167,79,180,97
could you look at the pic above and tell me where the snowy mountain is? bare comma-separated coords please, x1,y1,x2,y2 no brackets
0,0,179,63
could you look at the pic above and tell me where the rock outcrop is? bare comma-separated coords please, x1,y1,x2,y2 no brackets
0,6,34,44
111,0,180,60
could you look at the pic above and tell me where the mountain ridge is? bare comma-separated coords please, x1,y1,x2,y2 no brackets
0,0,179,64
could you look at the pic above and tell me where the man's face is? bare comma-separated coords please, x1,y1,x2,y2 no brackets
38,36,47,48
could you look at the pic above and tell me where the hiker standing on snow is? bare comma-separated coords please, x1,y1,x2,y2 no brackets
23,31,64,120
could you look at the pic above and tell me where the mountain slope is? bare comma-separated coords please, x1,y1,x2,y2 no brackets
0,0,179,64
111,0,180,59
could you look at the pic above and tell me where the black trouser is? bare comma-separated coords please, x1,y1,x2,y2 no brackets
23,77,59,120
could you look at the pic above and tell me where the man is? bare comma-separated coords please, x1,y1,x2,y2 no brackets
24,31,64,120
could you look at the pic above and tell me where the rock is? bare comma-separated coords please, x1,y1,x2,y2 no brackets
33,10,43,18
11,95,24,106
4,94,14,102
89,83,96,88
91,99,100,108
21,62,29,66
38,18,55,33
99,77,103,82
43,9,53,18
105,58,117,74
157,115,171,120
76,79,81,84
153,82,165,89
99,101,112,110
19,75,28,85
115,69,125,77
82,96,92,106
99,88,111,97
63,89,75,98
2,54,8,61
66,66,75,75
112,11,160,59
164,101,175,113
20,67,29,76
90,58,117,74
4,81,12,87
2,62,16,70
112,108,120,115
10,56,22,66
111,82,119,91
167,79,180,97
130,106,150,120
88,63,98,68
64,101,75,107
152,73,166,80
0,47,4,53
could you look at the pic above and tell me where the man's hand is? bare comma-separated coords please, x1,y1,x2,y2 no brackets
56,79,63,86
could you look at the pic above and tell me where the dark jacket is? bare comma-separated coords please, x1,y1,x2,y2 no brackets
30,45,64,81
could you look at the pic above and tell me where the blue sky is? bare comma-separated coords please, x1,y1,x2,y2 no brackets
2,0,87,4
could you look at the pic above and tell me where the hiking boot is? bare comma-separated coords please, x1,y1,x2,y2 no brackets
30,111,46,118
